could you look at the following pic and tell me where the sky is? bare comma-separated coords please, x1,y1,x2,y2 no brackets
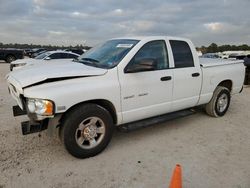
0,0,250,47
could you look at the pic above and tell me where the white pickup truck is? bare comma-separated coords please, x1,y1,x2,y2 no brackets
6,36,245,158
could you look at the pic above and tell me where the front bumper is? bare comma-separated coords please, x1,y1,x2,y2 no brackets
13,105,49,135
21,120,48,135
13,105,27,116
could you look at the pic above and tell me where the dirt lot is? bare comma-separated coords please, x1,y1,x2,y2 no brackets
0,61,250,188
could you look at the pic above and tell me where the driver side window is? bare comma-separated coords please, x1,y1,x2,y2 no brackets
126,40,169,72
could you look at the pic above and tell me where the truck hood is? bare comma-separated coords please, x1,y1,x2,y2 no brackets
7,60,108,88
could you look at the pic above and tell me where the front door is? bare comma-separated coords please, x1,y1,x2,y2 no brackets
118,40,173,124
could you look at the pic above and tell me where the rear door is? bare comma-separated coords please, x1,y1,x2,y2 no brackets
169,40,202,111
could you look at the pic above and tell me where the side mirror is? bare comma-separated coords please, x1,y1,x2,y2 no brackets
125,58,157,73
44,57,51,60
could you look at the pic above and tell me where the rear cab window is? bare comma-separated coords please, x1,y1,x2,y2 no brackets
170,40,194,68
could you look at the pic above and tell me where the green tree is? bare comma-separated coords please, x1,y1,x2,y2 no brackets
207,43,218,53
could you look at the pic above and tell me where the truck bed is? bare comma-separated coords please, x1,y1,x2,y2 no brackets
199,57,244,68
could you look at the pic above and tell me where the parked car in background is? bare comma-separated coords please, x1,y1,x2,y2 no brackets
10,51,79,71
23,49,33,56
244,55,250,85
243,55,250,67
27,48,46,58
201,53,220,58
219,51,245,59
31,50,48,58
65,48,85,55
228,53,241,60
235,54,248,60
0,48,24,63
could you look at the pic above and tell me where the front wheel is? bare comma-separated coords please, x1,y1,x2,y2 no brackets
205,86,231,117
60,104,114,158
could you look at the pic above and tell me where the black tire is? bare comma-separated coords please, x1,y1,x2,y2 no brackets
205,86,231,117
6,55,16,63
60,103,114,158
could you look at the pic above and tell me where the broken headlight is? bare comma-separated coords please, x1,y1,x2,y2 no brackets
27,98,54,116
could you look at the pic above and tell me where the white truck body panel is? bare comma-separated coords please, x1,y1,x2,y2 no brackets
117,37,173,123
168,38,203,112
198,59,245,105
200,57,243,67
6,36,245,126
8,60,107,87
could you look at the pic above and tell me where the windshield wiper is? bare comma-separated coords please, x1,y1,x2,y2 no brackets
80,58,99,63
78,58,101,68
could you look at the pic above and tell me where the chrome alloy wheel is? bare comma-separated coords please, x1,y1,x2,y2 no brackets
217,93,228,113
75,117,105,149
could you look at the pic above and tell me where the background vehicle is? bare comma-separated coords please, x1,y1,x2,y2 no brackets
27,48,46,57
234,54,250,60
7,36,245,158
228,53,242,60
201,53,220,58
243,55,250,67
65,48,85,55
219,51,245,59
31,50,47,58
0,48,24,63
23,49,33,56
244,55,250,85
10,51,79,71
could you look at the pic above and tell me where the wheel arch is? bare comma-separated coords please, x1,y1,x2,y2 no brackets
59,99,118,125
217,80,233,92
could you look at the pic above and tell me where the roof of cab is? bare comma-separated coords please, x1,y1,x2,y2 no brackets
111,36,190,42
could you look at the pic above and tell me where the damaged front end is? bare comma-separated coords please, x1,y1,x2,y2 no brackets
12,104,50,135
8,77,57,136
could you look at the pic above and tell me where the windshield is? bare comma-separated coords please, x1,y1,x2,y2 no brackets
35,52,51,59
77,39,139,69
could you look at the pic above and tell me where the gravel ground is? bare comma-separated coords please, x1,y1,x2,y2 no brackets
0,61,250,188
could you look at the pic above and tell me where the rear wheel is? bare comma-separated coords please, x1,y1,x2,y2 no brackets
205,86,231,117
60,104,114,158
6,55,16,63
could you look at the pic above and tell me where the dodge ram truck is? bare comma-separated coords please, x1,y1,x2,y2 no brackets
6,36,245,158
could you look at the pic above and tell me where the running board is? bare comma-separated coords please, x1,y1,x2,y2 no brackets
118,109,195,132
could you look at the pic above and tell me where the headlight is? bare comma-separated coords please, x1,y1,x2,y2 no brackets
27,98,54,116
